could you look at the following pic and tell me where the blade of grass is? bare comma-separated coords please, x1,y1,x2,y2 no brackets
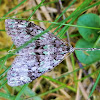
51,0,94,38
0,75,7,82
49,22,100,30
0,47,10,51
71,53,77,88
76,68,100,82
57,0,95,38
0,44,14,71
26,85,65,99
56,65,87,80
0,92,14,100
88,72,100,98
0,66,11,78
13,86,41,100
0,0,2,5
24,87,42,100
15,84,29,100
52,0,76,36
3,0,27,17
0,29,5,31
38,86,65,97
42,75,76,92
0,80,7,89
54,0,76,22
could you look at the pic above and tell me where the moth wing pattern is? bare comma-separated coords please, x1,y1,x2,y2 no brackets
5,19,73,86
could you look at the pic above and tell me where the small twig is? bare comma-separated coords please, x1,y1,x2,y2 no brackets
32,0,46,29
36,0,52,21
75,70,82,100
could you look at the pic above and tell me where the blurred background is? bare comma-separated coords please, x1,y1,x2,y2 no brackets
0,0,100,100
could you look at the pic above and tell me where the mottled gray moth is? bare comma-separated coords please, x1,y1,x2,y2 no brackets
5,19,75,87
5,19,100,87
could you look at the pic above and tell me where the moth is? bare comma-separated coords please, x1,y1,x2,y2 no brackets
5,19,74,87
5,19,100,87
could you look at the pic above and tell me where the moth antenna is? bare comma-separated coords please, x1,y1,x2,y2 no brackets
74,48,100,51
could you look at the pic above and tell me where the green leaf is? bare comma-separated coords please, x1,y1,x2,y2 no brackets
77,13,100,42
75,39,100,64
